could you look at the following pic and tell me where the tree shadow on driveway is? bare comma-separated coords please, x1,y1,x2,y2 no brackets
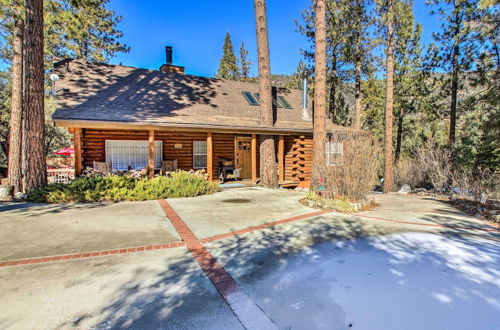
0,201,108,217
55,211,500,329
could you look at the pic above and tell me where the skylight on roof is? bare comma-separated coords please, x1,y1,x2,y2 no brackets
242,91,293,109
277,95,293,109
242,91,259,106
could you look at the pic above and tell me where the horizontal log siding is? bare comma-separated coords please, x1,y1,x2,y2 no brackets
212,133,236,176
161,131,207,170
80,129,309,182
81,129,237,173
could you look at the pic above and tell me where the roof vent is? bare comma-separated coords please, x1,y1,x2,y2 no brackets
302,76,310,120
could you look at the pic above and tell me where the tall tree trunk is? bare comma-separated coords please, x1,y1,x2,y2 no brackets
312,0,327,192
395,109,404,161
254,0,277,187
353,0,363,130
449,36,459,146
22,0,46,192
327,59,337,120
383,0,394,193
7,2,24,194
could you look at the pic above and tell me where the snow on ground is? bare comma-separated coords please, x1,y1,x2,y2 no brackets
239,233,500,330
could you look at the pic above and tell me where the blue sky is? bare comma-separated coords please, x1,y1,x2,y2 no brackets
108,0,441,77
0,1,441,75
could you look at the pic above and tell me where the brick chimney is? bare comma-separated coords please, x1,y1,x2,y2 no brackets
159,46,185,74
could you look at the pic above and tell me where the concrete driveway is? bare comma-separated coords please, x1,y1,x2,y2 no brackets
0,201,180,260
1,188,499,329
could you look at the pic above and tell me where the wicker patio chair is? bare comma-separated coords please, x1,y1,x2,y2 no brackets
160,159,178,175
93,161,112,174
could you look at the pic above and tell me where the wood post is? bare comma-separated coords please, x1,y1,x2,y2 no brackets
278,135,285,183
251,134,257,183
74,128,82,176
207,132,213,181
148,129,155,178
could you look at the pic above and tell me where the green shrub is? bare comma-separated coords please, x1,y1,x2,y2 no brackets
27,171,220,203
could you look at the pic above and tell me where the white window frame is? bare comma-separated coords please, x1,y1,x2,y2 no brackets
193,140,207,169
105,140,163,171
326,141,343,166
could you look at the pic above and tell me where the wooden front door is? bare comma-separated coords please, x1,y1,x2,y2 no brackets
235,137,252,178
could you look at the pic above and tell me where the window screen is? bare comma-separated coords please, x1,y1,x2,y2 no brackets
325,142,343,166
193,140,207,168
105,140,162,171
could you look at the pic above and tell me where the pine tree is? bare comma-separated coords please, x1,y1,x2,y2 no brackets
216,32,239,80
349,0,372,130
58,0,129,62
238,42,252,81
393,0,427,160
465,1,499,170
287,60,311,90
23,0,46,192
1,0,129,64
376,0,396,193
5,0,23,194
297,0,374,126
312,0,327,192
361,72,385,137
428,0,483,146
0,0,129,174
254,0,278,187
297,1,349,123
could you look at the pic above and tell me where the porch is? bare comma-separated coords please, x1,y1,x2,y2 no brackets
71,128,313,187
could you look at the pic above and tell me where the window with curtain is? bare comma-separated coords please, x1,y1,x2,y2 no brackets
193,140,207,168
325,141,343,166
105,140,162,171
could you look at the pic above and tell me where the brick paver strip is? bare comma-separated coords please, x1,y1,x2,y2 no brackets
351,213,500,233
0,242,185,268
158,199,278,330
200,210,330,243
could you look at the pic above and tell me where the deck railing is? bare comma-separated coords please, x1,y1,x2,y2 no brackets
47,168,75,184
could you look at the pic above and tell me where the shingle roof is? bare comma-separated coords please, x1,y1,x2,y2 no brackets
53,59,318,132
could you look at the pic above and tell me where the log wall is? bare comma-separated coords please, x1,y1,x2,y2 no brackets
80,129,309,182
284,135,313,184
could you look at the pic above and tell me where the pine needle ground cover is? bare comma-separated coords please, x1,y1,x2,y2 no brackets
27,171,220,203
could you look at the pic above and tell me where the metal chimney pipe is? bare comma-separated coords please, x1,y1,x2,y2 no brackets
165,46,173,65
302,75,310,120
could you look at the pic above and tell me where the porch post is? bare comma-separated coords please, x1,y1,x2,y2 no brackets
148,129,155,178
74,128,82,176
207,132,213,181
251,134,257,183
278,135,285,183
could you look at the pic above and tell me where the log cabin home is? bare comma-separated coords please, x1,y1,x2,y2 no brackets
52,47,354,188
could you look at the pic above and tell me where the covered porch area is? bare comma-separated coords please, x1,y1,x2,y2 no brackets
69,127,312,187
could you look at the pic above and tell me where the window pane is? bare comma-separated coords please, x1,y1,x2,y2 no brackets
106,140,162,171
193,141,207,168
325,142,343,166
242,91,259,106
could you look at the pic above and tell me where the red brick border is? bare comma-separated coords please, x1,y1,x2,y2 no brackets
200,210,330,243
0,205,329,270
158,199,240,295
158,199,278,329
0,242,185,268
350,213,500,233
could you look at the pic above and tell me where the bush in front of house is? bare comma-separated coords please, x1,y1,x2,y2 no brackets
314,134,382,202
27,170,220,203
